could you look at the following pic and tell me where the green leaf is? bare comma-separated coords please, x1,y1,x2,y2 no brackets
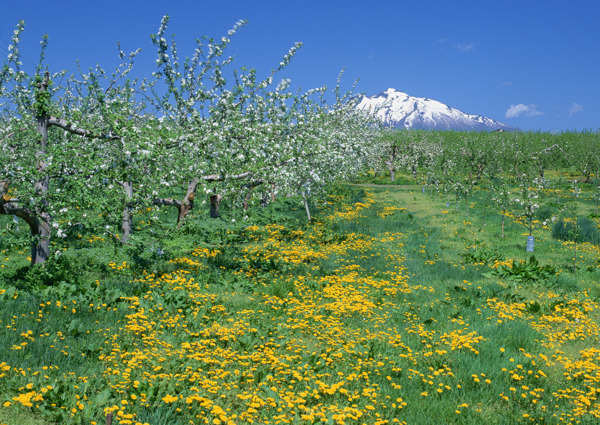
93,389,111,408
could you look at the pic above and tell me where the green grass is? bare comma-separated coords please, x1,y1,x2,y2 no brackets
0,403,51,425
1,176,600,424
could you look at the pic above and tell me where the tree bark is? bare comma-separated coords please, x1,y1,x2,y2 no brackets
302,191,311,221
476,164,485,180
260,191,269,207
388,148,396,182
243,191,252,211
32,212,51,265
387,160,395,182
121,181,134,242
176,179,198,225
241,181,264,211
48,116,120,140
177,195,194,224
210,194,222,218
152,179,198,226
32,75,52,265
167,180,198,226
0,201,50,265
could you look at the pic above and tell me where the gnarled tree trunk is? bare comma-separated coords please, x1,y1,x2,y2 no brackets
0,198,51,266
153,179,199,227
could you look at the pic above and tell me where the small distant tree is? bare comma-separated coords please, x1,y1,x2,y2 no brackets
489,176,512,238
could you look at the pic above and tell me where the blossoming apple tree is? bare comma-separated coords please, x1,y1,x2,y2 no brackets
0,17,379,266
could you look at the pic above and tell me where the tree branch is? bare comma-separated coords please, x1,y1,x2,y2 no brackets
48,116,121,140
201,170,253,182
539,143,566,157
0,132,15,144
0,200,38,232
152,197,182,207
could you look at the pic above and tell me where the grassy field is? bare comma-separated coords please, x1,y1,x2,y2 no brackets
1,180,600,424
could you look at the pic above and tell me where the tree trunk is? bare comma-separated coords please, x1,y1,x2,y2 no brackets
302,191,311,221
32,212,51,265
177,197,193,225
388,148,397,181
243,190,252,211
121,181,134,242
176,180,198,226
240,181,265,212
210,194,222,218
387,151,396,182
152,179,199,227
260,191,269,207
0,202,50,266
32,78,52,265
0,74,53,266
477,164,485,180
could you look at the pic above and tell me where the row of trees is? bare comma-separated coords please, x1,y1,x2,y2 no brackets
375,129,600,185
372,128,600,240
0,17,380,265
4,17,596,267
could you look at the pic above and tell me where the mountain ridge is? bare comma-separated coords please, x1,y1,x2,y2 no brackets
357,88,513,131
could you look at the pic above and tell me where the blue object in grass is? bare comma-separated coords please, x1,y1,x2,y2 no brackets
526,236,534,252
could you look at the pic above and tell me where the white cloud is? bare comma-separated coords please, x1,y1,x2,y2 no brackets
500,81,513,86
453,42,475,52
568,102,583,117
505,103,543,119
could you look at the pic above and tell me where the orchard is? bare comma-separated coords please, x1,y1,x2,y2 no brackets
2,17,600,425
0,16,379,266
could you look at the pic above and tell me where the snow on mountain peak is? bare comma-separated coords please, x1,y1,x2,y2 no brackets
357,89,513,131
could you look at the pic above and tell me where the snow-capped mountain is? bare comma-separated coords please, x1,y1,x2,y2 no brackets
357,88,513,131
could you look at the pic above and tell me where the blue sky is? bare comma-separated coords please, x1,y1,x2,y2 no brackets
1,0,598,132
